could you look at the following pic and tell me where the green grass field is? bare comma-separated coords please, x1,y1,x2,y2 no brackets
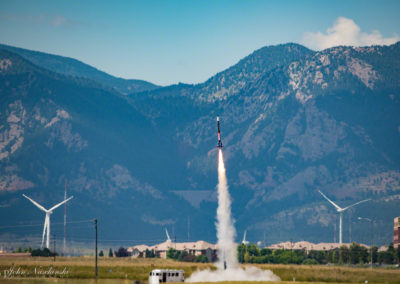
0,257,399,283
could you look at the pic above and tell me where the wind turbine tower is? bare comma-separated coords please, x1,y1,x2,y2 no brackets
23,194,73,248
318,190,370,244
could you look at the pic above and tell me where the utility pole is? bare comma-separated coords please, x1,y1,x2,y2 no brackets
358,217,373,269
290,238,293,264
334,220,337,243
371,220,374,269
64,181,67,255
263,230,266,248
187,216,190,241
53,234,56,262
94,219,98,279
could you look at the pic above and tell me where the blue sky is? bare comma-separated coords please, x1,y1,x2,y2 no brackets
1,0,399,86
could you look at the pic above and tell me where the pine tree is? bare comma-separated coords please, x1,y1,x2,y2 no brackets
108,248,113,257
396,245,400,264
244,251,250,263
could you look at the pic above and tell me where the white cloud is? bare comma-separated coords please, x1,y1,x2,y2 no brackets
141,215,176,225
52,15,69,27
302,17,400,50
0,12,76,28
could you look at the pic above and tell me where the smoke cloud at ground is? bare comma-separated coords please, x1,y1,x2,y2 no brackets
186,149,279,282
187,266,280,282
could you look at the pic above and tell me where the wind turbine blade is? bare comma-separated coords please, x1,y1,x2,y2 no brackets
243,230,247,243
342,199,371,211
49,196,73,212
23,194,47,212
165,228,171,241
318,190,342,211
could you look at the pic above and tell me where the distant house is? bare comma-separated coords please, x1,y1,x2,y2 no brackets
174,240,217,261
394,216,400,248
127,244,151,258
267,241,369,252
378,245,388,252
128,240,217,261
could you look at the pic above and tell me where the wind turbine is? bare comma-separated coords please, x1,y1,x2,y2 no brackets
242,230,249,245
318,190,370,244
23,194,73,249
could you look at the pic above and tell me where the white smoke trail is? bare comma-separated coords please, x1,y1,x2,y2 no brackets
186,149,280,282
216,149,237,270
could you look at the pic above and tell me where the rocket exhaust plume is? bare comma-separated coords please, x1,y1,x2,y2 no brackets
187,135,279,282
216,149,237,270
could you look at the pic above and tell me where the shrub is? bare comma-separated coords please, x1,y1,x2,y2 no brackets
115,247,128,257
302,258,318,265
31,248,56,257
196,255,208,263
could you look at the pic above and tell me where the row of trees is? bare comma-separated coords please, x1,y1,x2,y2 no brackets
99,247,161,258
98,247,163,258
31,248,57,257
105,247,210,262
16,247,33,253
167,248,209,263
237,243,400,265
98,248,128,257
25,242,400,266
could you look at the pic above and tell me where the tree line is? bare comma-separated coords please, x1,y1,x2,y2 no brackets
166,248,209,263
237,242,400,265
22,242,400,266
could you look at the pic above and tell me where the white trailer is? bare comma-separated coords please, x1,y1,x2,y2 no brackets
149,269,184,283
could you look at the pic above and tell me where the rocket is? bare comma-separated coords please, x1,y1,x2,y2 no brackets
217,115,223,148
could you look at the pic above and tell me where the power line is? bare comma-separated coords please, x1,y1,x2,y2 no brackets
0,235,185,243
0,219,93,230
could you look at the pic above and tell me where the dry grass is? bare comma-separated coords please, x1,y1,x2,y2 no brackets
0,257,212,280
0,257,399,283
252,263,400,283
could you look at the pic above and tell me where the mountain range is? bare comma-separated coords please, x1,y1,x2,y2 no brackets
1,42,399,249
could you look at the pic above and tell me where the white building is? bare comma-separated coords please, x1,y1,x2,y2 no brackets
128,240,217,260
267,241,369,251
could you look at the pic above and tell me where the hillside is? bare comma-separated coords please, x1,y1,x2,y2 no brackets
0,42,400,248
0,43,159,94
